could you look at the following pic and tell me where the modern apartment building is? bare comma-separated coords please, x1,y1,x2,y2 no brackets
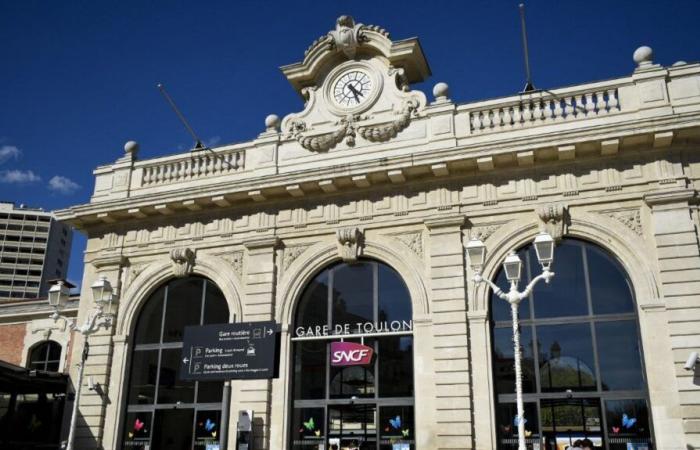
0,202,72,300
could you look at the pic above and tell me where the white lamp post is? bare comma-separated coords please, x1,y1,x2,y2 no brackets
49,276,116,450
466,232,555,450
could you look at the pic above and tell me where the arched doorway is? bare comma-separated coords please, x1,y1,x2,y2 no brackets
290,260,415,450
490,239,652,449
120,276,229,450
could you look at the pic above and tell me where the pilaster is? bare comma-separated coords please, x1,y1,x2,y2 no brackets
644,187,700,445
228,235,279,450
424,215,473,449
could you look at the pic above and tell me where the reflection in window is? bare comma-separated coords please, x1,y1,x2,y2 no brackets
121,277,229,450
490,239,650,449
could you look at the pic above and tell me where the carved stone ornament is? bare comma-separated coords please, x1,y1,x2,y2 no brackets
537,204,568,242
358,99,418,142
283,245,312,271
328,15,366,59
170,247,195,278
289,114,358,152
336,227,363,263
602,209,643,236
393,231,423,259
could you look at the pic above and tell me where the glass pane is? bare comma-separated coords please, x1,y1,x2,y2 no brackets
332,263,374,331
596,320,645,391
540,398,603,448
330,340,375,399
48,341,61,360
134,285,165,345
45,360,59,372
495,402,539,448
379,405,414,449
537,323,596,391
291,407,325,449
328,405,376,447
587,245,635,315
202,280,229,325
605,399,652,449
377,264,412,324
163,278,204,343
295,270,330,332
492,326,536,394
293,341,326,400
29,342,48,365
533,241,588,318
151,409,194,450
127,350,159,404
194,409,221,450
121,411,152,450
197,380,224,403
379,336,414,397
158,349,195,404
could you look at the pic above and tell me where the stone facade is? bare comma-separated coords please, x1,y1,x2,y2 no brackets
56,17,700,450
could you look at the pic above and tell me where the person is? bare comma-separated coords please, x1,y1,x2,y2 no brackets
580,438,594,450
330,445,338,450
571,439,583,449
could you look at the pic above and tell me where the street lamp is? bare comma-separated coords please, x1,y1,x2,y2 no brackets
466,232,555,450
49,277,116,450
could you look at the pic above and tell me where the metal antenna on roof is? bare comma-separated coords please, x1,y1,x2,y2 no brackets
518,3,536,92
157,83,206,151
156,83,236,170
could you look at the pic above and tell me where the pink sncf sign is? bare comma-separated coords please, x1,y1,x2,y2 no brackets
330,341,374,367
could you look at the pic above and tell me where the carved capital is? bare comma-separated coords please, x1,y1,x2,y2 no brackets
537,204,568,242
336,227,363,263
170,247,195,278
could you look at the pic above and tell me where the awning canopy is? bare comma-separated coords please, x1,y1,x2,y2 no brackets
0,360,67,394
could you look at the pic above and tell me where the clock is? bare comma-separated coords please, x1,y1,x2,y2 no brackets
332,70,373,108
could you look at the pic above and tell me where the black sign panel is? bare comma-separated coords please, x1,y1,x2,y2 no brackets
180,321,280,381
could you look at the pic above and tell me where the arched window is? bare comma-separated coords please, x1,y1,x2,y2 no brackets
490,239,651,450
28,340,61,372
290,260,415,450
120,277,229,450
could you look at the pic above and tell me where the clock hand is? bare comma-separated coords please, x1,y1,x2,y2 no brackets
348,83,364,98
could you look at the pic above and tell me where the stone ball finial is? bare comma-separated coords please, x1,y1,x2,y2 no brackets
433,82,450,101
124,140,139,155
264,114,280,132
633,46,653,67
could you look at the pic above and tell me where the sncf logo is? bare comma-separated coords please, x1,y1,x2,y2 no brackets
330,341,374,367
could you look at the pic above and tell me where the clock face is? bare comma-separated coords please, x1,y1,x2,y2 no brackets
332,70,373,108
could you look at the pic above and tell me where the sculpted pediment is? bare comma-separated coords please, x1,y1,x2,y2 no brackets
279,16,430,152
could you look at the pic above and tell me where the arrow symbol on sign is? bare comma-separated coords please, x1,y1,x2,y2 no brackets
182,357,190,364
267,329,273,335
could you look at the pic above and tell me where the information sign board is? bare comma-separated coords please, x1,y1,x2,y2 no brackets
180,321,280,381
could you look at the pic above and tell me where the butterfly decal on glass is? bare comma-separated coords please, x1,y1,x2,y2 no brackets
525,430,532,437
389,416,402,430
134,418,145,432
204,419,216,432
299,416,320,436
513,415,527,427
622,413,637,429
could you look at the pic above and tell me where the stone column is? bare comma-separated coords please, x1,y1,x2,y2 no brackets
644,188,698,446
424,215,473,449
73,255,126,450
228,236,279,450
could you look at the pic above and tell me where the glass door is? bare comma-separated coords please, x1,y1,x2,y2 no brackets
328,405,377,450
540,398,603,449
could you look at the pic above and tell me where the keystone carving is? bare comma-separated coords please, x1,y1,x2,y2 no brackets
170,247,195,278
358,99,418,142
336,227,363,263
537,204,568,242
328,15,366,59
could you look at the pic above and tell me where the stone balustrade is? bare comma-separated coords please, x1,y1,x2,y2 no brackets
468,84,621,133
139,148,245,186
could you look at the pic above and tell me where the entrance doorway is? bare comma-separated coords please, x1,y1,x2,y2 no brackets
328,405,377,450
540,398,603,449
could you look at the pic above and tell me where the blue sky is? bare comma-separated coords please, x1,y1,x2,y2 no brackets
1,0,699,288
